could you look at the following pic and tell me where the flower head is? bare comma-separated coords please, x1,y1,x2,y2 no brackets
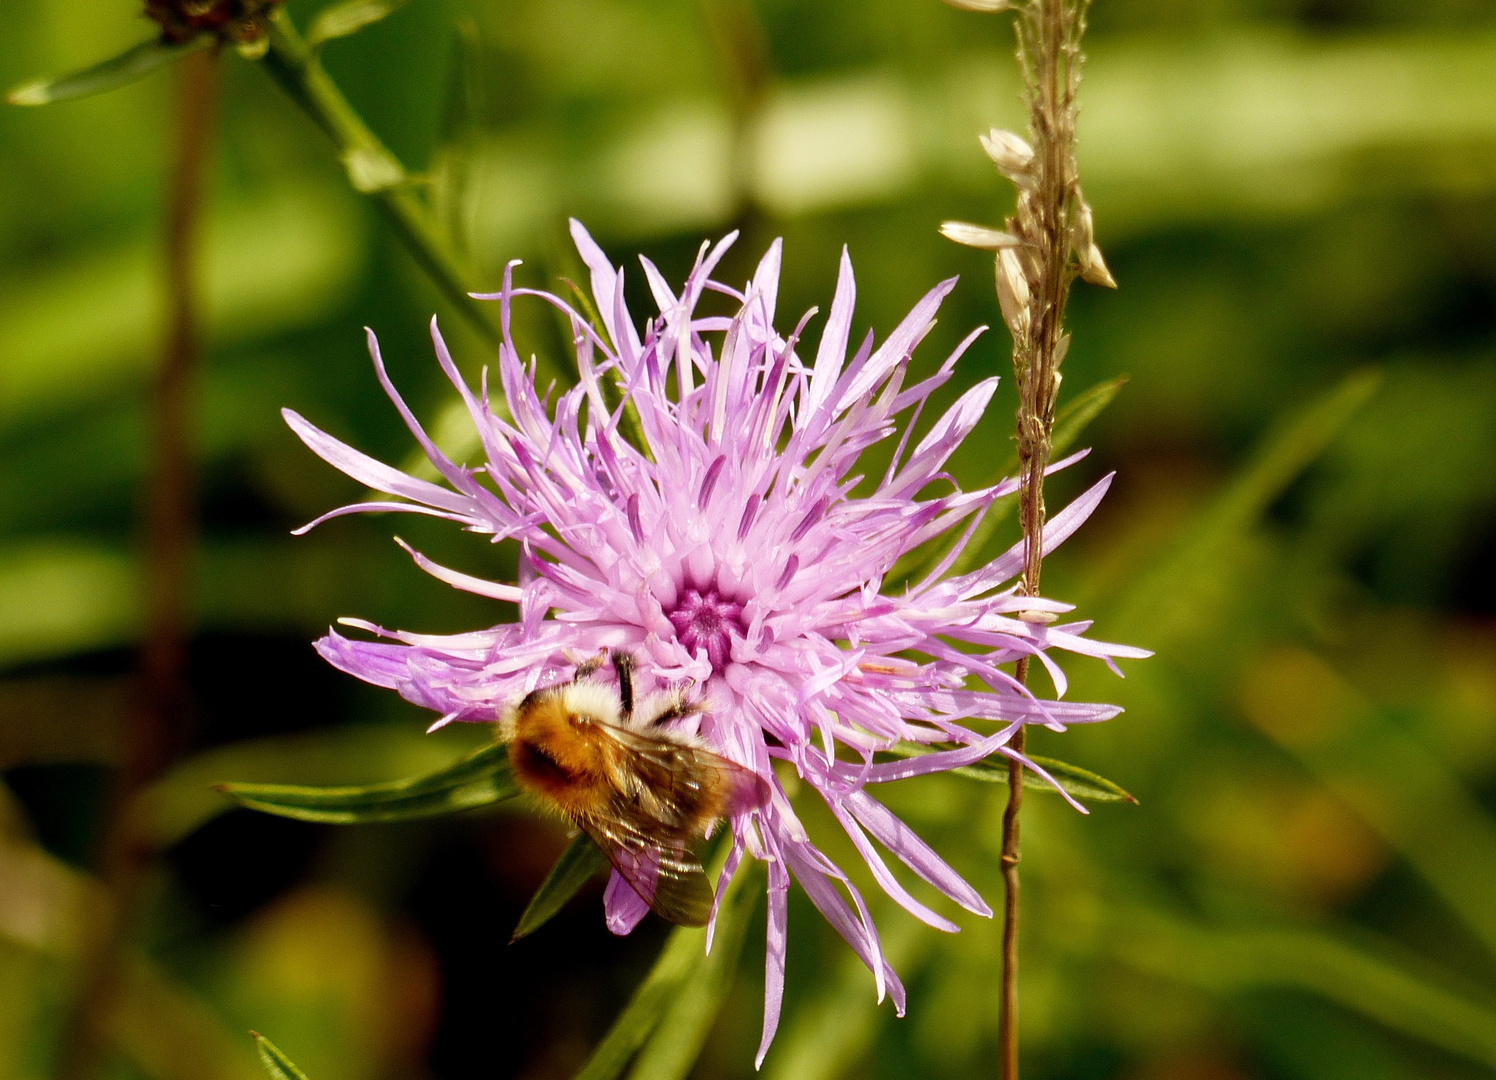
146,0,285,52
285,221,1145,1062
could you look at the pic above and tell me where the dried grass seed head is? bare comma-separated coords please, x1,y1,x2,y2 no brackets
940,221,1024,251
980,128,1037,190
1070,201,1117,288
995,247,1032,340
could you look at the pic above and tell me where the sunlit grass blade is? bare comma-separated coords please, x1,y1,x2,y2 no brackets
1186,367,1383,549
893,374,1128,586
6,38,209,107
1111,907,1496,1072
260,9,505,353
763,914,928,1080
1110,367,1381,636
1242,650,1496,959
306,0,414,47
512,833,611,942
883,745,1136,803
572,848,745,1080
252,1033,311,1080
624,861,761,1080
216,741,517,823
573,924,703,1080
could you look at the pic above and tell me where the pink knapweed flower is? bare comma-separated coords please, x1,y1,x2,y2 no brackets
284,221,1145,1062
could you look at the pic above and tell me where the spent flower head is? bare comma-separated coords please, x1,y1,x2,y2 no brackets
285,221,1144,1061
146,0,284,54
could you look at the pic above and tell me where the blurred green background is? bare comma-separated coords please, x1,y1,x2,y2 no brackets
3,0,1496,1078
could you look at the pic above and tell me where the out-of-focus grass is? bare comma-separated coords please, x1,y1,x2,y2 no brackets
1,0,1494,1078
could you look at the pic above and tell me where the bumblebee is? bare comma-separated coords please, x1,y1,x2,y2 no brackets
500,651,767,926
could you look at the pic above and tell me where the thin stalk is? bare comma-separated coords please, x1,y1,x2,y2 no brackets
701,0,770,225
261,9,503,351
998,675,1026,1080
52,45,217,1080
998,0,1089,1075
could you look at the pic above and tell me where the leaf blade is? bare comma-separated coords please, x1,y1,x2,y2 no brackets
572,846,744,1080
216,740,519,823
883,743,1136,803
306,0,414,47
625,861,762,1080
7,38,208,107
1109,907,1496,1072
1109,367,1382,639
512,833,611,942
252,1033,311,1080
1049,374,1128,462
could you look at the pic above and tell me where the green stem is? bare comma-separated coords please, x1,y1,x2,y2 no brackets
261,9,500,350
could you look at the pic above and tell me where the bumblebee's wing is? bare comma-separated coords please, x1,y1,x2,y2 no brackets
599,724,772,833
577,726,770,927
577,816,714,927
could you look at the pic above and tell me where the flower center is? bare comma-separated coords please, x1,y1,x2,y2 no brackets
667,589,745,673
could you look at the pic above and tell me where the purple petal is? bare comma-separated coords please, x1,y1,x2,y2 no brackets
833,277,956,412
603,869,649,935
393,538,523,602
846,791,991,916
804,247,857,428
756,859,790,1068
282,409,475,516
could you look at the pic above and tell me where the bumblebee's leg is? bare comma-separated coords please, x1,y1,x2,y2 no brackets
572,652,606,683
643,694,702,727
612,651,636,719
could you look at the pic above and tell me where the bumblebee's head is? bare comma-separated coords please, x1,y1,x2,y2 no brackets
500,678,622,737
551,682,626,726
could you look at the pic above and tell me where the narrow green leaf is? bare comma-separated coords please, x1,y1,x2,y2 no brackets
252,1032,311,1080
883,744,1136,803
556,273,651,455
1110,368,1382,638
216,740,518,823
1184,368,1382,552
7,38,208,107
573,846,744,1080
511,834,611,942
1109,907,1496,1072
261,9,528,366
626,861,762,1080
1049,374,1128,463
559,277,609,342
438,18,484,147
143,723,488,848
1021,754,1136,802
306,0,414,47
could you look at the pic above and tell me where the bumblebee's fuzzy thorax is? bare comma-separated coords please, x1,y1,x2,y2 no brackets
503,683,626,816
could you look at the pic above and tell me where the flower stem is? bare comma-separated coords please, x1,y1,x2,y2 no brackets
999,695,1026,1080
52,45,217,1080
261,9,501,349
999,0,1089,1074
